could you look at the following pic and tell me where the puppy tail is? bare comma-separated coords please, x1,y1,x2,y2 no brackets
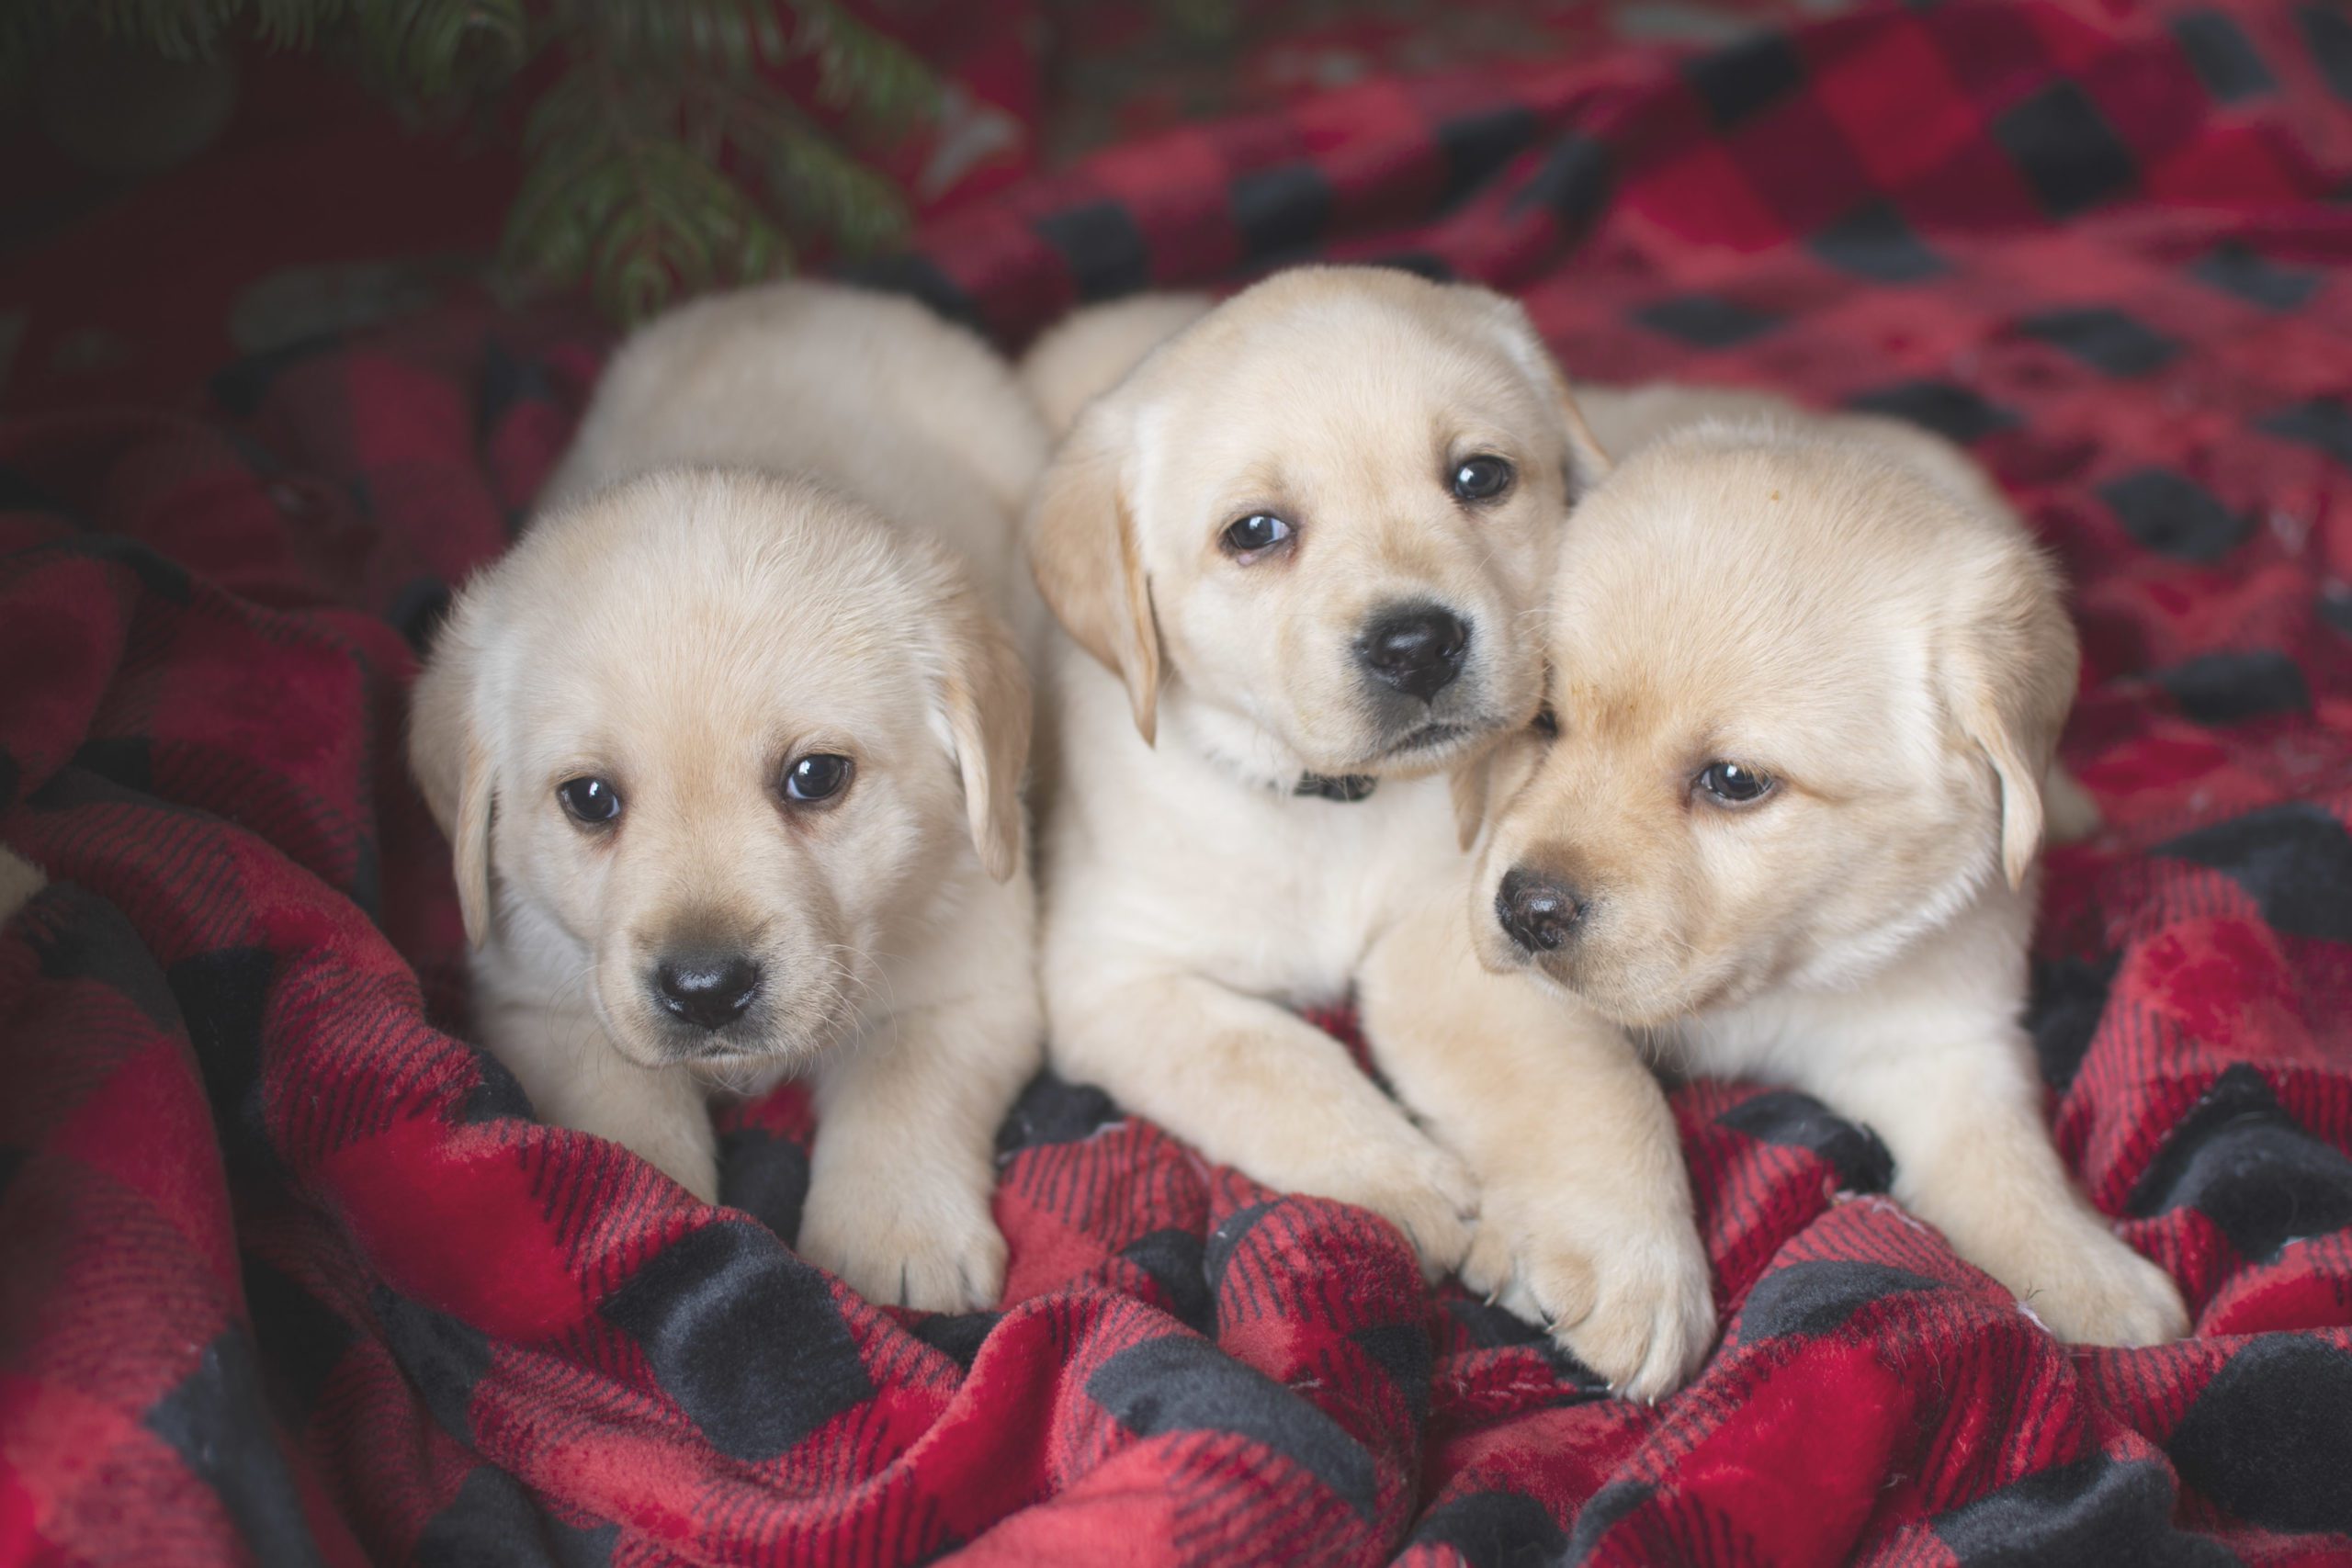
1019,294,1215,438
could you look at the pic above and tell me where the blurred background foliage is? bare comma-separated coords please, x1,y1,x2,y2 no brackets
5,0,986,321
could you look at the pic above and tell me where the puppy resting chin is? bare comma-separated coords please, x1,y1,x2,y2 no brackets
1480,933,1749,1033
586,953,854,1081
1468,393,2189,1349
1170,691,1525,792
522,904,862,1087
415,468,1025,1208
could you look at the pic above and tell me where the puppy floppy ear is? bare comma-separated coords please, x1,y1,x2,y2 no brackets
1465,288,1612,502
1451,750,1497,853
1944,542,2080,890
408,610,496,948
1555,383,1614,504
932,580,1035,882
1026,409,1162,742
1450,725,1549,852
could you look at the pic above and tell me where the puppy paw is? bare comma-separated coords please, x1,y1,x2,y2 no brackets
797,1160,1007,1314
2017,1231,2189,1348
1277,1123,1482,1281
1461,1183,1715,1402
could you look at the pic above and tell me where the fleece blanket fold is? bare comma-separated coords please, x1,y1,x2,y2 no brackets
4,0,2351,1562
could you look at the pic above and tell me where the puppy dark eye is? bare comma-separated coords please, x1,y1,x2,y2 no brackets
1220,513,1294,558
783,753,854,805
558,776,621,826
1696,761,1774,806
1532,705,1559,739
1451,455,1514,502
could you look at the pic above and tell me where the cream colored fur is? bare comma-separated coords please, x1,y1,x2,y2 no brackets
1466,386,2188,1348
1018,293,1216,439
1020,269,1712,1398
410,281,1044,1312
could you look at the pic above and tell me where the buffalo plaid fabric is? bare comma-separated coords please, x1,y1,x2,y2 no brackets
6,0,2352,1562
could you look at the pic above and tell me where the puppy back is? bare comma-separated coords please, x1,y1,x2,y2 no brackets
1019,294,1216,439
540,281,1045,606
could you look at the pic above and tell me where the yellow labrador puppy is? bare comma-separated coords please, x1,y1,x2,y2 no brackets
1021,269,1716,1397
410,282,1042,1312
1464,385,2189,1347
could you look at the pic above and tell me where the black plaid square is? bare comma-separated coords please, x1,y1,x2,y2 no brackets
844,254,989,335
1636,294,1783,348
1436,106,1540,209
2194,242,2321,310
2098,469,2251,561
2154,649,2311,724
2018,308,2179,377
1231,164,1334,261
2259,398,2352,468
1995,82,2137,217
2172,12,2276,103
2159,810,2352,945
146,1335,322,1568
1510,130,1611,227
1686,31,1807,129
1810,200,1946,284
2301,4,2352,104
1364,253,1453,282
2200,1356,2352,1539
1847,381,2016,445
1033,202,1152,301
2323,586,2352,637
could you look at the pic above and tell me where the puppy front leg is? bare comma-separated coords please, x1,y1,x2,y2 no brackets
798,991,1041,1314
478,998,720,1201
1792,1030,2188,1346
1359,901,1714,1400
1048,970,1481,1277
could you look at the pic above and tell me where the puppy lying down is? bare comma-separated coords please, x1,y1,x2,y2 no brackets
1467,385,2190,1346
1023,271,1716,1398
409,282,1042,1311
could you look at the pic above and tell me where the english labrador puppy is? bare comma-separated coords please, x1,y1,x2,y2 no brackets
1021,269,1716,1397
410,282,1043,1312
1464,384,2190,1347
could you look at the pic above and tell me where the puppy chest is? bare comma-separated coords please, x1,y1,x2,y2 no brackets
1133,794,1451,1004
1180,865,1366,1002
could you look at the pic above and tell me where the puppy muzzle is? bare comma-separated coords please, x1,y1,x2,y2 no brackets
1496,867,1585,953
651,948,763,1034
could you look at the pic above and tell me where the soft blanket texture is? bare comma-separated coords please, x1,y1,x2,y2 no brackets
4,0,2351,1562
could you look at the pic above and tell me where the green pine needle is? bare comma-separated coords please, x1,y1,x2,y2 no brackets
8,0,949,324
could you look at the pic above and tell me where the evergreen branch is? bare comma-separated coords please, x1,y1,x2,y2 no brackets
1,1,245,91
247,0,350,51
88,0,243,60
352,0,526,98
782,0,935,124
11,0,950,324
2,0,524,96
503,61,794,323
711,80,910,257
584,0,784,72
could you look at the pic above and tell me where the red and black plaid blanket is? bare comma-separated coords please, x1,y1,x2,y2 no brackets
6,0,2352,1562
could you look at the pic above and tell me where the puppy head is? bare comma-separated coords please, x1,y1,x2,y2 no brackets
410,468,1029,1071
1027,266,1609,781
1468,430,2075,1024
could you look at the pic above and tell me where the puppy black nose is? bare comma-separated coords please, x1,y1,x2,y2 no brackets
1496,868,1583,953
1357,604,1470,702
653,952,762,1032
